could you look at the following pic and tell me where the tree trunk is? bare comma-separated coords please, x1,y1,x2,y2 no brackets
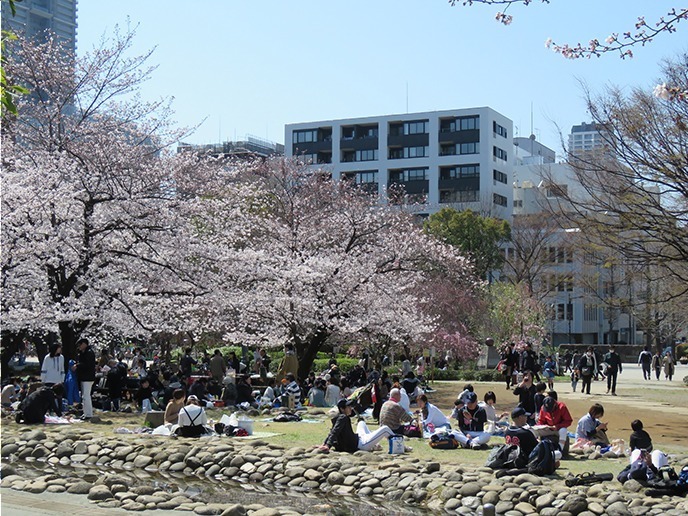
297,328,329,379
58,321,88,361
1,330,25,381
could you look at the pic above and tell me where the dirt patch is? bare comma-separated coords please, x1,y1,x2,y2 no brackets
427,378,688,452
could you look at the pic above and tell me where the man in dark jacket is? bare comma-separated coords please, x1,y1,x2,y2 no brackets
320,398,395,452
513,371,537,424
16,383,64,424
106,358,126,411
603,345,623,396
74,338,96,420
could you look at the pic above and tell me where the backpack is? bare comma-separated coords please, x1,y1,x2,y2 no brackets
429,433,459,450
527,440,556,476
403,424,422,438
485,444,521,470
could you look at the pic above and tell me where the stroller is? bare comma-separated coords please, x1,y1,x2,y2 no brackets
347,383,374,415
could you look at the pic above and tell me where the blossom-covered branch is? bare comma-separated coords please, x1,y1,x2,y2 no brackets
449,1,688,59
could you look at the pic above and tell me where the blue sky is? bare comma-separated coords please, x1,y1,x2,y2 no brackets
75,1,685,155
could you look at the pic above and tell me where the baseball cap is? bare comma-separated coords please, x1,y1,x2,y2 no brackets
511,407,531,419
187,395,200,403
466,392,478,403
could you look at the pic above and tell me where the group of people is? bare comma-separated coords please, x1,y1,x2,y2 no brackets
638,346,676,381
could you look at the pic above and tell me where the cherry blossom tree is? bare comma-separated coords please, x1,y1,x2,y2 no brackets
186,159,480,377
450,1,688,59
1,29,206,361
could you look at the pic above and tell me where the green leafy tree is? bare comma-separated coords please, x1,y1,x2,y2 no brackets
424,207,511,279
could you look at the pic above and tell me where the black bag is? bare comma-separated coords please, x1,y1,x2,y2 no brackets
485,444,521,470
527,439,556,476
403,425,422,438
428,433,459,449
274,411,302,422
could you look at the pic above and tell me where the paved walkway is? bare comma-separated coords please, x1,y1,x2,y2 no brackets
0,489,179,516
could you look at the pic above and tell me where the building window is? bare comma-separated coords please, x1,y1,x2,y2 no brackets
294,129,318,143
440,164,480,179
297,153,318,164
356,149,378,161
514,199,523,208
493,121,508,138
440,142,479,156
584,304,597,321
557,275,574,292
390,168,429,182
439,115,479,132
493,193,508,207
389,146,428,159
357,171,378,184
493,146,508,161
440,189,480,203
557,303,574,320
389,120,429,136
493,169,508,184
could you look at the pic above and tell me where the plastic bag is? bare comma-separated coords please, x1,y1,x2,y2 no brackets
389,435,405,454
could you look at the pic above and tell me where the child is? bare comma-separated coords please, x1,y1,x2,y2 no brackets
571,367,579,393
450,399,465,421
543,356,556,390
629,419,653,452
534,382,547,416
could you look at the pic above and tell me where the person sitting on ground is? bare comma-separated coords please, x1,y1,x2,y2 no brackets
308,378,327,407
379,388,413,434
283,372,302,405
164,388,186,424
533,381,547,416
1,378,20,408
15,383,64,424
449,399,465,422
623,448,669,483
135,378,157,412
131,357,148,379
189,377,210,404
324,377,341,407
340,377,353,399
319,398,396,453
236,375,256,406
402,371,422,402
452,391,491,449
629,419,653,453
176,395,208,437
261,377,277,404
505,407,539,465
576,403,609,445
416,394,450,432
479,391,509,427
391,377,411,411
457,384,474,406
220,376,237,406
536,391,573,451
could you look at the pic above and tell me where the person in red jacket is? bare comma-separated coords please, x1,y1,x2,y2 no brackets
536,391,572,451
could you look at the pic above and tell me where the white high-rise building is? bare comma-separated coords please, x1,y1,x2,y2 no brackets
568,122,608,154
2,0,78,56
285,107,514,219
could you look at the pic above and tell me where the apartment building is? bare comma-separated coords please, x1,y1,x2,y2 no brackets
285,107,514,218
2,0,78,56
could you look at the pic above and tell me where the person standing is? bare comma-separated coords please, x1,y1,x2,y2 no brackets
74,338,96,420
603,345,623,396
651,351,662,380
577,347,596,395
513,371,537,424
500,342,517,390
520,343,540,381
663,351,675,381
277,344,299,382
40,343,65,386
179,348,197,378
638,346,652,380
209,349,226,383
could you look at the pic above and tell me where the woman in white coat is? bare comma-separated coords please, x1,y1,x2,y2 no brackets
41,343,65,386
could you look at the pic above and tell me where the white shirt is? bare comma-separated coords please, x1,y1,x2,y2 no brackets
399,389,410,411
423,402,450,427
178,404,207,427
41,355,65,384
479,401,497,422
